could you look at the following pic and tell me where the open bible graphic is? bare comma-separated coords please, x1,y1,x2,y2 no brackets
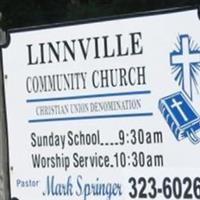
159,92,200,144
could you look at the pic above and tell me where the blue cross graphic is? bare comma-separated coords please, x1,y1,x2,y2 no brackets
170,98,188,122
170,34,200,100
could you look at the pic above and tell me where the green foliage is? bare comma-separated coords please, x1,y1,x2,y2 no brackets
0,0,199,29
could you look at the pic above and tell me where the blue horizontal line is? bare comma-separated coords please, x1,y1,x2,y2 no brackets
28,112,153,123
26,90,151,103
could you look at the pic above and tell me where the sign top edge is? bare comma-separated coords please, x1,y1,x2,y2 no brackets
7,6,200,32
0,5,199,48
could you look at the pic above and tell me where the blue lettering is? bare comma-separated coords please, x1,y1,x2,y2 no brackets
75,175,122,200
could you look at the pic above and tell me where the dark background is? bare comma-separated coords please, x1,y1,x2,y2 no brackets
0,0,200,29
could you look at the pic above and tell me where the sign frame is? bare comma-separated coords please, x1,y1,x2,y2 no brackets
1,5,200,200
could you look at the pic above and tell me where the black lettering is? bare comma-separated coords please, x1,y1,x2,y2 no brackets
116,34,129,56
103,36,115,58
93,37,100,59
39,43,45,64
130,32,143,55
67,131,74,146
137,66,146,85
31,132,36,147
92,70,99,88
78,38,91,60
63,40,76,61
27,44,38,65
48,41,60,63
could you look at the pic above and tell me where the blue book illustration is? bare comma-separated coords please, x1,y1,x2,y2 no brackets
159,92,200,144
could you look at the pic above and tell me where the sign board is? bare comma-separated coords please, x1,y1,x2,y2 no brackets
1,6,200,200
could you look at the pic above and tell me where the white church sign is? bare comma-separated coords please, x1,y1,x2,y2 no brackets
1,6,200,200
